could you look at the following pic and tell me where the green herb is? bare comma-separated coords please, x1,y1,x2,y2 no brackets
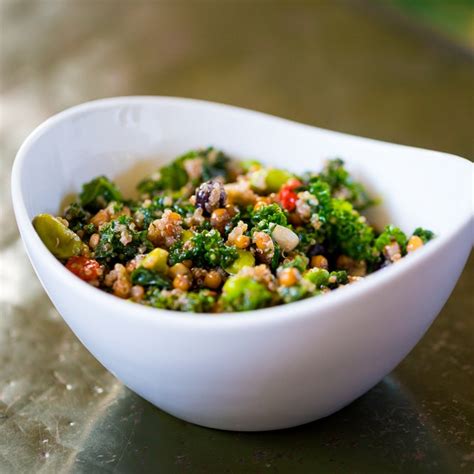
374,225,408,254
131,267,170,288
79,176,122,211
169,229,238,268
413,227,435,243
148,288,216,312
328,199,375,261
94,216,152,263
318,158,374,210
250,203,288,230
63,202,91,233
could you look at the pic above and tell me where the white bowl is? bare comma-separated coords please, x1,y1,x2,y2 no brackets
12,97,473,431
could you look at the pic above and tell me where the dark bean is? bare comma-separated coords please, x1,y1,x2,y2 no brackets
308,243,327,258
195,180,227,215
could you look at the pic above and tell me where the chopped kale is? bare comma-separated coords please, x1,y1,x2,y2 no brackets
132,194,195,228
63,202,91,233
318,158,374,210
137,159,188,195
169,229,238,268
250,203,288,231
131,267,171,289
413,227,435,243
328,199,376,262
307,179,332,224
79,176,122,211
148,288,216,312
201,148,231,181
137,147,232,196
328,270,349,288
374,225,408,254
281,255,309,273
278,281,315,304
94,216,152,263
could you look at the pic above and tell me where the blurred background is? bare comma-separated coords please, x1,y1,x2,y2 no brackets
0,1,473,473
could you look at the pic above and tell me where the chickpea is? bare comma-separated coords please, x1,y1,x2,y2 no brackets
204,270,222,289
169,263,190,278
210,208,231,234
253,201,267,211
113,277,131,298
173,274,192,291
130,285,145,301
311,255,329,270
90,209,109,228
278,267,299,287
254,232,271,251
289,213,303,226
89,233,100,249
235,234,250,249
407,235,423,253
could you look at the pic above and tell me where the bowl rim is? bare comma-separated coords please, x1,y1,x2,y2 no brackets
11,96,474,326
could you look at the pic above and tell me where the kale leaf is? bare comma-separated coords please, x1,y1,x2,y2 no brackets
250,203,288,231
131,267,171,288
413,227,435,243
318,159,374,211
79,176,123,212
169,229,238,268
374,225,408,254
94,216,152,263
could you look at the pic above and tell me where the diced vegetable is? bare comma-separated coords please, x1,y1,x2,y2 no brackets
225,250,255,274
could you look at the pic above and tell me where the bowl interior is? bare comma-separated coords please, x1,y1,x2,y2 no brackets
16,97,472,237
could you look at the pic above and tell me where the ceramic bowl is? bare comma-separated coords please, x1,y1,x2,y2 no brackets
12,97,473,431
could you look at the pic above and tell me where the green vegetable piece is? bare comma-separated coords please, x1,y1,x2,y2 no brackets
148,288,216,312
304,268,330,288
265,168,293,192
221,276,272,312
140,248,169,273
413,227,435,243
94,216,153,263
318,158,374,210
281,255,309,273
181,229,194,242
328,270,348,287
249,169,268,191
225,250,255,274
374,225,408,254
278,281,316,304
131,267,170,288
33,214,84,259
328,199,375,261
79,176,122,211
169,229,238,268
250,203,287,230
241,159,262,172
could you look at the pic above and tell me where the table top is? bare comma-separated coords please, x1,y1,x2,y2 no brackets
1,2,473,473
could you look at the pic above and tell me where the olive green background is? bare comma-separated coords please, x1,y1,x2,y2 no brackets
0,1,473,473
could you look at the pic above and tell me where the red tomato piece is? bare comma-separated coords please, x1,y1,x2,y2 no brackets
278,179,302,211
66,256,102,281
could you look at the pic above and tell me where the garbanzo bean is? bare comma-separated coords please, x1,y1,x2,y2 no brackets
407,235,423,253
204,270,222,289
